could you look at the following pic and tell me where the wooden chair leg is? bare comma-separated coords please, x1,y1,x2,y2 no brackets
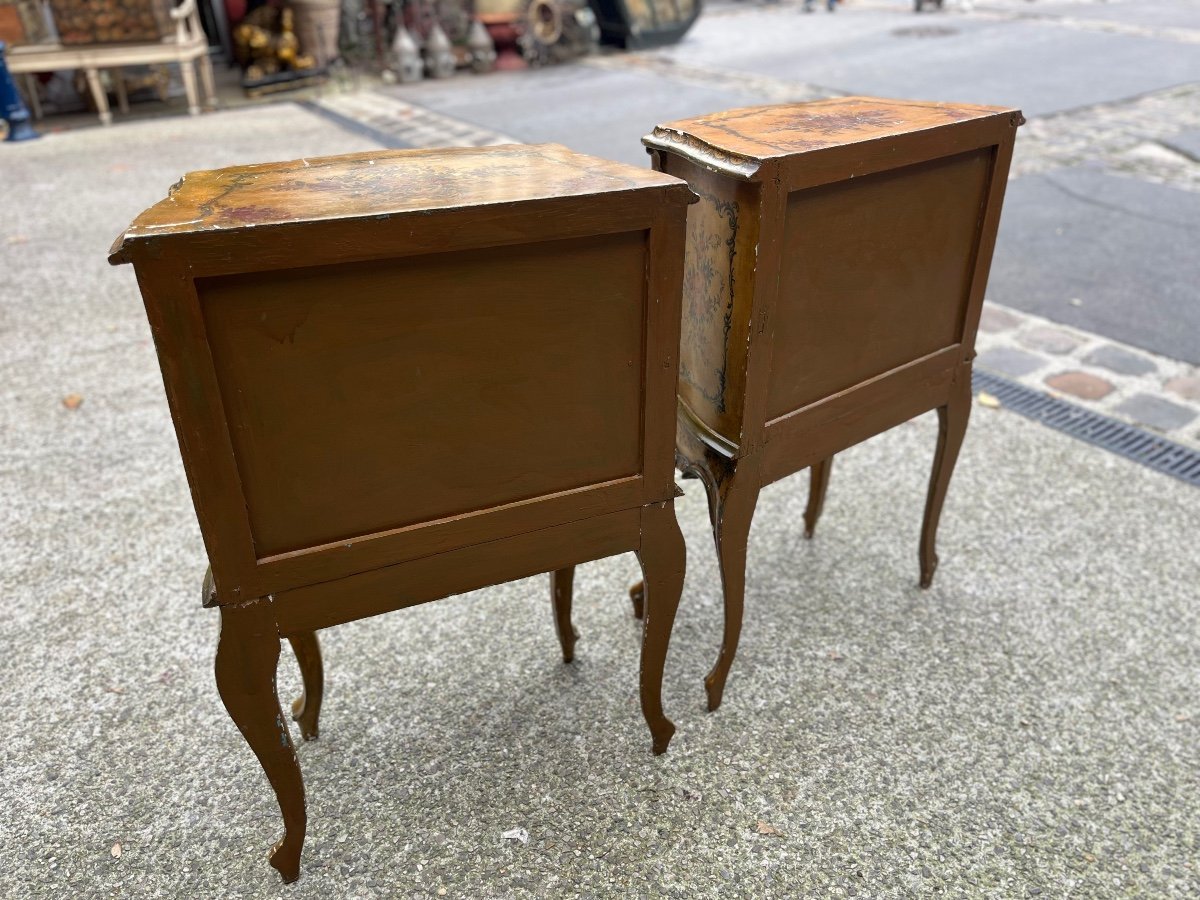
550,567,578,663
179,59,200,116
198,53,217,109
287,632,324,741
22,74,42,120
215,601,307,884
804,456,833,539
113,68,129,114
919,368,972,588
635,501,685,755
702,459,759,713
83,68,111,126
628,579,645,619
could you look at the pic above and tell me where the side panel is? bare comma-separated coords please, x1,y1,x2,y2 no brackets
663,156,761,446
199,231,646,559
767,148,992,420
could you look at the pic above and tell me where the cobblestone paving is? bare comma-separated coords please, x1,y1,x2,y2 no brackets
976,302,1200,449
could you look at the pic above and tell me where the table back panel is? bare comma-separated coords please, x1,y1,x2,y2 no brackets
767,147,993,418
200,231,647,559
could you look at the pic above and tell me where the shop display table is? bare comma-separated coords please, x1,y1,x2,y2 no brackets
9,0,214,125
640,97,1022,710
110,143,694,882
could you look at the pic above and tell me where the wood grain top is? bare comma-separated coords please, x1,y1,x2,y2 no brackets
644,96,1023,179
109,143,691,264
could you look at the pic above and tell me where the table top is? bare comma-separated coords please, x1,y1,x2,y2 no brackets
644,96,1021,177
109,143,690,263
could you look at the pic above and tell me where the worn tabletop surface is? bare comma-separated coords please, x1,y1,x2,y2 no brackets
109,142,690,259
646,96,1019,165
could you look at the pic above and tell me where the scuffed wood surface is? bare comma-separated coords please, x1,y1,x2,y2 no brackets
646,96,1020,173
109,142,691,260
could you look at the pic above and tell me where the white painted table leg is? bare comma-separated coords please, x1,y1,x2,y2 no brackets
83,67,112,126
179,59,200,115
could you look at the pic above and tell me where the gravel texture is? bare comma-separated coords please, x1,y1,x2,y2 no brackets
2,104,1199,898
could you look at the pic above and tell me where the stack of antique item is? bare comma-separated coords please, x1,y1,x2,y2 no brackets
110,96,1020,881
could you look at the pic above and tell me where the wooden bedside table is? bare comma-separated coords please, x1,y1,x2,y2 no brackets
639,97,1022,710
109,143,694,882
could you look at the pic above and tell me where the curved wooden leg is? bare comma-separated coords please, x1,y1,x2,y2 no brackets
215,601,307,883
550,567,578,663
636,501,686,755
703,460,759,713
919,368,972,588
804,456,833,539
287,632,324,741
628,580,645,620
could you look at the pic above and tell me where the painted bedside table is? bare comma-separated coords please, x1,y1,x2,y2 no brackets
109,143,695,882
638,97,1022,710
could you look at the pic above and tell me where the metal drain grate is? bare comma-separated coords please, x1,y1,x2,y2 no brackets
973,368,1200,487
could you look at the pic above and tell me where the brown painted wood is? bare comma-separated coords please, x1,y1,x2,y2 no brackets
919,365,973,588
644,98,1021,709
804,458,832,540
274,508,642,636
287,632,324,741
214,599,305,883
635,500,687,755
112,143,693,881
550,568,577,663
768,149,991,418
199,232,647,559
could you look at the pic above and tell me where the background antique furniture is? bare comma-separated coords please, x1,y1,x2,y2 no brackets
9,0,214,124
638,97,1022,711
109,143,694,882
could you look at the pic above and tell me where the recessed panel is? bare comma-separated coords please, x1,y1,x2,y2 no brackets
200,232,647,557
767,149,992,419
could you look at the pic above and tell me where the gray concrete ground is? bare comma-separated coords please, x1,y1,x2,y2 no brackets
3,102,1200,898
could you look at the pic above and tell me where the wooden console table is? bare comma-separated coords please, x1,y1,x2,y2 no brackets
639,97,1022,710
9,0,214,125
109,143,694,881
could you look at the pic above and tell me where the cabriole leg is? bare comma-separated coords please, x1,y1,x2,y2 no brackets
635,501,686,755
550,567,578,663
287,632,324,741
628,580,645,620
629,454,700,620
919,368,972,588
804,456,833,539
702,460,759,713
215,601,307,883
